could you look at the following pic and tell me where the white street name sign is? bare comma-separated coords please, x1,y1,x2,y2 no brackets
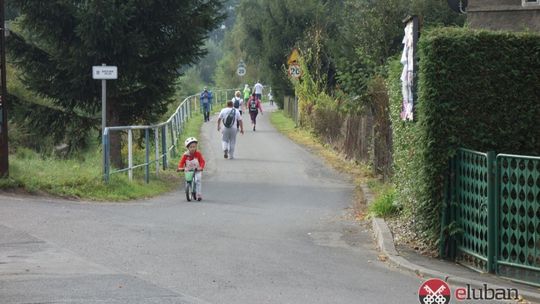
92,66,118,80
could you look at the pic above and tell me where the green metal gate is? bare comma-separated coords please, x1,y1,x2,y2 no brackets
445,148,540,286
452,149,492,273
496,154,540,285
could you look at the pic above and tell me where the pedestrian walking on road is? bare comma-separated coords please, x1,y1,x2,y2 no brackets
200,87,213,122
243,84,251,104
253,81,263,101
232,90,244,115
267,89,274,106
217,100,244,159
232,90,244,129
247,93,263,131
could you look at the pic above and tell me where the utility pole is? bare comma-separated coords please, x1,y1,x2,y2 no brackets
0,0,9,177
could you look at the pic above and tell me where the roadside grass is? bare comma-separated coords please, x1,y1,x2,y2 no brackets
368,184,398,218
270,110,395,219
1,113,204,201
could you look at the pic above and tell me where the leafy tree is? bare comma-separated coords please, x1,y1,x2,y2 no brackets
8,0,224,166
234,0,328,107
331,0,465,102
197,39,223,85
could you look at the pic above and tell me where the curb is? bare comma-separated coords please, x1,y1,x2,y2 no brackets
371,216,540,303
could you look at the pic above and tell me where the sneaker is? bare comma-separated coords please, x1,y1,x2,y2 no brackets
224,150,228,158
197,194,202,201
253,126,256,131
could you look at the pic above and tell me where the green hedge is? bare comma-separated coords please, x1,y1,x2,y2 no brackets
390,27,540,245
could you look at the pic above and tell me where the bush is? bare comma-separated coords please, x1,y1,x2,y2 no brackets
390,27,540,245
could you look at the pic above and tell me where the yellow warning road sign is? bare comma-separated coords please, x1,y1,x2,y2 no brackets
287,48,300,65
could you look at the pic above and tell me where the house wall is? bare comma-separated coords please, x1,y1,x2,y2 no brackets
468,0,540,32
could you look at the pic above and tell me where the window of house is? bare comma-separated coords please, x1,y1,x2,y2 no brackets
523,0,540,6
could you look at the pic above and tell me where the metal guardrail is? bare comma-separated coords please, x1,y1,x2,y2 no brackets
102,88,237,183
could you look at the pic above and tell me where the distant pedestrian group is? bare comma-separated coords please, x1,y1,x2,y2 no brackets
196,81,268,160
179,81,271,200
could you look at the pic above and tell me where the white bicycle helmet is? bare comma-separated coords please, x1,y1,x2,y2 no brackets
184,137,198,148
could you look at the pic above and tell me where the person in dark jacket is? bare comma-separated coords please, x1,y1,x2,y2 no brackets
200,87,213,122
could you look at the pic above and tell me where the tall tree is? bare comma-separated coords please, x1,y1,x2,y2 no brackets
8,0,225,166
330,0,465,99
236,0,328,106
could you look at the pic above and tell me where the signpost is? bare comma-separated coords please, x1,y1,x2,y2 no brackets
0,0,8,176
93,64,117,173
92,64,118,134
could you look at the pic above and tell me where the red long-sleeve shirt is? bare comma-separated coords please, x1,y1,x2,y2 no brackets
178,151,206,170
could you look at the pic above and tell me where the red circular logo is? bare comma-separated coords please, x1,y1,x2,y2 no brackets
418,278,451,304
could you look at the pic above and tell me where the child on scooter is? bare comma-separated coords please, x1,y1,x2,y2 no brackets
177,137,206,201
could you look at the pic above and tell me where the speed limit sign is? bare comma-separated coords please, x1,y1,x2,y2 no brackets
288,64,302,78
237,66,246,76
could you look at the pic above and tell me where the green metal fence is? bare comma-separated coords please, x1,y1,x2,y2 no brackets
444,148,540,286
496,154,540,285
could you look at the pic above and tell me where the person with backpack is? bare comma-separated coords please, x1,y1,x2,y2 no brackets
217,100,244,159
247,93,263,131
200,87,213,122
232,90,244,115
231,90,244,129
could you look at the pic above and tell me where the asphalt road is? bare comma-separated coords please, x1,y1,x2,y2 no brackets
0,104,424,303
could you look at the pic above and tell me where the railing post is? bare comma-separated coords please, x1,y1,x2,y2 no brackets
171,117,177,147
170,122,176,158
181,105,185,129
145,128,150,184
103,130,110,183
161,125,167,170
487,151,496,273
155,127,159,176
128,128,133,181
176,113,180,134
190,97,193,118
